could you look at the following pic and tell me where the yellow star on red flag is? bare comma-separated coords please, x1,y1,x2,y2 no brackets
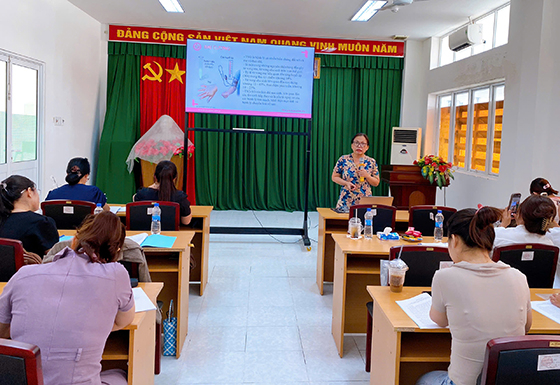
166,63,186,84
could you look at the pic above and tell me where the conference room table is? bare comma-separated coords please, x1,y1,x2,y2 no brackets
367,286,560,385
316,207,410,295
0,282,163,385
60,229,194,358
331,233,444,357
110,204,213,295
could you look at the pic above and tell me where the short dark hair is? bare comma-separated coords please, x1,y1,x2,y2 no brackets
65,157,91,185
74,211,126,263
447,207,502,251
519,195,556,235
154,160,178,202
530,177,558,196
351,133,369,146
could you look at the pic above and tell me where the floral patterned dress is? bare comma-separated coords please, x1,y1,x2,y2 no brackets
333,154,379,212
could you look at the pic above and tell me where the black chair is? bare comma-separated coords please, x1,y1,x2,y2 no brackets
480,335,560,385
0,338,43,385
492,244,559,288
408,205,457,236
126,201,180,231
0,238,25,282
365,245,451,372
41,200,96,230
349,204,397,233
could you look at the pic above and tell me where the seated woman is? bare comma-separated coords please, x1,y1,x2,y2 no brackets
0,175,59,257
417,207,532,385
0,211,135,385
134,160,192,225
45,157,108,210
530,177,560,223
331,133,380,213
495,195,556,247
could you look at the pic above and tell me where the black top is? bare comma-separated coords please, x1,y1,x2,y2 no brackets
0,212,59,255
135,188,191,217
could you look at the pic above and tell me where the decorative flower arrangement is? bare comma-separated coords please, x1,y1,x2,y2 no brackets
125,115,195,173
173,143,195,158
413,155,454,188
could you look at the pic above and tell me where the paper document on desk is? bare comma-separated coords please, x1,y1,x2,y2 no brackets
133,287,157,312
127,233,149,246
141,234,177,248
109,206,121,214
532,300,560,324
396,293,442,329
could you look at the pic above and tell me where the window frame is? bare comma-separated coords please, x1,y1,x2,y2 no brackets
436,82,505,177
437,3,510,68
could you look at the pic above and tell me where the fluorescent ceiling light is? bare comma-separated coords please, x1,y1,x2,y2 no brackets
159,0,184,13
351,1,387,22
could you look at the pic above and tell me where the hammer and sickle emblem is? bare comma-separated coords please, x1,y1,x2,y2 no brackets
142,62,163,82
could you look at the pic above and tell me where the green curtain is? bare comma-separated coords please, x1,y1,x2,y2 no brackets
194,54,403,210
96,43,186,203
97,44,403,208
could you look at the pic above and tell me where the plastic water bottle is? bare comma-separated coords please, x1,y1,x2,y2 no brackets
151,203,161,235
94,203,103,215
364,208,374,240
434,210,444,242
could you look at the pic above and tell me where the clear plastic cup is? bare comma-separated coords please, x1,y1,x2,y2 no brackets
388,259,409,293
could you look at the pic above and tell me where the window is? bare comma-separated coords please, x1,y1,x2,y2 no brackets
0,51,42,186
438,3,510,67
436,83,504,176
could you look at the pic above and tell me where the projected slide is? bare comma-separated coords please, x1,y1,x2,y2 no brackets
186,40,315,119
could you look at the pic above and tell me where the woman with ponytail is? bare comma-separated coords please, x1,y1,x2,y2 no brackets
0,175,59,256
134,160,192,225
45,157,108,209
530,177,560,223
416,207,531,385
0,211,134,385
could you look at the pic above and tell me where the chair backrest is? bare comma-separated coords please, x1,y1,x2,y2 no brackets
41,200,96,230
480,335,560,385
126,201,180,231
118,260,139,279
0,238,24,282
408,205,457,236
492,244,559,288
349,204,397,233
389,245,451,286
358,196,394,206
0,338,43,385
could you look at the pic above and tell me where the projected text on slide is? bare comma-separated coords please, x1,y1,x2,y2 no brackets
186,40,315,119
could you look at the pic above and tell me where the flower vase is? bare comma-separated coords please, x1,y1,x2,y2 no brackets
140,155,184,190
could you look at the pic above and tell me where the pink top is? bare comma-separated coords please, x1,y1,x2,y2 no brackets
0,247,134,385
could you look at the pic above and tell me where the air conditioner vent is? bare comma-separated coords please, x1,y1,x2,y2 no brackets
393,129,417,144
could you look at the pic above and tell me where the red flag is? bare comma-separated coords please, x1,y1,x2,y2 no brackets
140,56,196,204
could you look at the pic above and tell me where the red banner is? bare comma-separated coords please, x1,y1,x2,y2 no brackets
140,56,196,203
109,25,404,57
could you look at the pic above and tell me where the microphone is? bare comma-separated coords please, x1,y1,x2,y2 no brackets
359,157,365,183
51,175,58,188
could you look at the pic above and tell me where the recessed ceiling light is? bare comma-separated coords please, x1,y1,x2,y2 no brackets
351,1,387,22
159,0,184,13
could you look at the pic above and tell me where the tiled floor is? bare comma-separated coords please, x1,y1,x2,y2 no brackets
155,210,370,385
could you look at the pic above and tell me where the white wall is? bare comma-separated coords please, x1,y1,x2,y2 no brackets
406,0,560,210
0,0,104,194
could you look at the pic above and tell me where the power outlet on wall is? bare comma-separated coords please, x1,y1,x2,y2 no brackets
53,117,64,126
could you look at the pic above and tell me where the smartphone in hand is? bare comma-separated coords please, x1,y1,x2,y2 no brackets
508,193,522,217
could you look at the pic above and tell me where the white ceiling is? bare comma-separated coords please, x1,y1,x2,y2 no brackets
68,0,509,41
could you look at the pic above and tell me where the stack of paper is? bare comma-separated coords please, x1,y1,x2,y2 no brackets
532,300,560,324
132,287,157,312
109,206,126,214
396,293,442,329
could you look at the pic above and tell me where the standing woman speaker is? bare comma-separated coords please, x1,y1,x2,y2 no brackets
331,133,380,213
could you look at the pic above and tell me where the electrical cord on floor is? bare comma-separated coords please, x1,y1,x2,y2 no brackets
251,210,318,244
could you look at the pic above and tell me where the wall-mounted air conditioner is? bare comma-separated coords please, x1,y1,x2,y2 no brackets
390,127,422,165
449,24,484,52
